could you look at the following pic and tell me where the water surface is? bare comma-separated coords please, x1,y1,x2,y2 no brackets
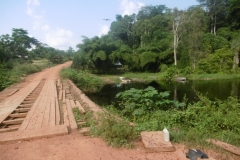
86,79,240,106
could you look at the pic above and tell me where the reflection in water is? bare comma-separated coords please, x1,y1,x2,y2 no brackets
86,79,240,106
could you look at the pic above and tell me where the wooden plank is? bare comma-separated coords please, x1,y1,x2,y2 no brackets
7,89,19,96
40,98,51,128
55,98,60,125
14,108,30,113
0,127,18,133
57,79,60,87
0,81,40,124
49,97,56,127
19,80,49,131
0,125,69,144
75,101,86,114
19,104,32,108
65,99,77,130
62,90,66,103
9,113,27,118
2,118,24,125
58,90,63,100
62,103,69,126
52,80,58,98
70,99,76,108
24,98,36,101
207,139,240,156
8,124,21,128
21,100,35,104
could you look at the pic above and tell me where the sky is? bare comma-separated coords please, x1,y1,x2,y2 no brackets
0,0,199,51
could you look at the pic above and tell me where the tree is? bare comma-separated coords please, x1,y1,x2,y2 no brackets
197,0,229,35
228,0,240,30
172,8,190,66
179,6,207,70
231,35,240,70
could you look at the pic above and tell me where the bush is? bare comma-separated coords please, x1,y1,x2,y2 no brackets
108,87,240,147
114,86,185,122
90,112,138,148
60,68,104,93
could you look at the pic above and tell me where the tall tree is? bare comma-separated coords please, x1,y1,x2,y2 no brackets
172,8,190,66
231,35,240,70
197,0,229,35
180,6,207,69
228,0,240,30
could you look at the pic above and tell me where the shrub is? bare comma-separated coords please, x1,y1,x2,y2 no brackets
60,68,104,93
114,86,185,122
90,112,138,148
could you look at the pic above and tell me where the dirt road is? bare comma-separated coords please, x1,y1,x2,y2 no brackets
0,62,236,160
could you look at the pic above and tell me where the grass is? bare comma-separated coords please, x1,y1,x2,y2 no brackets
89,112,138,148
60,68,104,93
72,107,138,148
0,59,53,91
188,73,240,80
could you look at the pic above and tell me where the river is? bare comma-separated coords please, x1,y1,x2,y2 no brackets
86,79,240,106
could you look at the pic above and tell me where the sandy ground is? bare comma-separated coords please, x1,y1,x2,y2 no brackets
0,62,239,160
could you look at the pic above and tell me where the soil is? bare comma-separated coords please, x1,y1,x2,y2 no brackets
0,62,238,160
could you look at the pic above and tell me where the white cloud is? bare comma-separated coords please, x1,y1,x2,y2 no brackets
98,25,109,37
26,0,47,31
120,0,145,16
45,28,74,49
27,0,40,6
42,24,50,31
26,0,75,50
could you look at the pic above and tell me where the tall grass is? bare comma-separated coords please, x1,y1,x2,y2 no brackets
60,68,104,93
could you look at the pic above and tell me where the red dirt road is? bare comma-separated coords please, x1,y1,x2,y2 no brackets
0,62,238,160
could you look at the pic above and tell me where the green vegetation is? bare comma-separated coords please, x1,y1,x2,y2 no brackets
72,107,137,148
109,88,240,148
0,28,75,91
72,0,240,77
60,67,104,93
90,112,138,148
115,87,185,121
72,108,93,129
0,59,53,91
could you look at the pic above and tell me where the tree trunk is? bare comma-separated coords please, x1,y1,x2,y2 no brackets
233,51,239,70
174,33,177,66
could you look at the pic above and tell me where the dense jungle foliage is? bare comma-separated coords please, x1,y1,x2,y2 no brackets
0,28,75,90
72,0,240,74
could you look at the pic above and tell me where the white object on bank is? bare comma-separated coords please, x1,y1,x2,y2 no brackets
163,127,170,142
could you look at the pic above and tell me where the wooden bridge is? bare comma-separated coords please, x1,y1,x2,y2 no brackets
0,62,100,143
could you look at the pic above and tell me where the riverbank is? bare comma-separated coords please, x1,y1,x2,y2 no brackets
98,72,240,84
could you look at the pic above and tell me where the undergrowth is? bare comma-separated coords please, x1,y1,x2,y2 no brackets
90,112,138,148
60,68,104,93
110,87,240,148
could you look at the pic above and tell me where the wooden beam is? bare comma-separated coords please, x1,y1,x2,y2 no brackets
14,108,30,113
58,90,63,100
9,113,27,118
55,98,60,125
207,139,240,156
0,127,18,133
19,104,32,108
21,101,35,104
65,99,77,130
7,89,19,96
0,125,69,144
75,101,85,114
70,100,76,108
2,118,24,125
62,90,66,103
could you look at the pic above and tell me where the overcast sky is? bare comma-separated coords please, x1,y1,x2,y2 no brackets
0,0,198,51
